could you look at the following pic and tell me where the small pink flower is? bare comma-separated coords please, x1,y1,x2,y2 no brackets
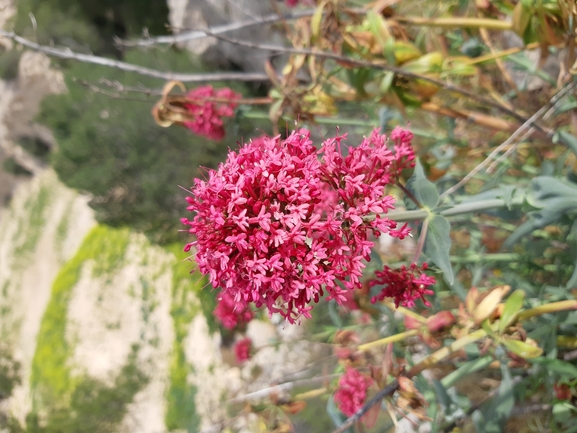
234,337,253,363
213,290,254,330
334,367,373,417
370,263,436,308
183,86,241,140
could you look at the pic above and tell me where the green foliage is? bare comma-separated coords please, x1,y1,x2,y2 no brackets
164,244,214,431
165,346,199,433
2,157,32,176
16,136,51,162
40,50,255,244
0,349,20,401
31,225,130,409
0,49,22,81
26,346,147,433
12,0,170,55
12,183,52,266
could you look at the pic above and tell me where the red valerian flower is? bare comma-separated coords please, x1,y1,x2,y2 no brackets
182,86,240,140
213,290,254,330
334,367,373,417
182,128,415,323
234,337,253,363
370,263,436,308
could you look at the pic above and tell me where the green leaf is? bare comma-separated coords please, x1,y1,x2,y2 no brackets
504,176,577,249
424,214,454,284
475,363,515,433
328,301,343,328
326,395,352,433
310,2,325,42
406,158,439,209
553,131,577,155
567,220,577,289
531,358,577,379
441,356,493,389
512,1,531,37
499,290,525,334
502,339,543,358
379,71,395,94
367,10,391,54
489,364,515,426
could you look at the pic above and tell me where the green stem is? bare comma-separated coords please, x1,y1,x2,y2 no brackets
396,16,513,30
449,253,521,263
240,111,444,140
358,329,419,351
381,198,514,223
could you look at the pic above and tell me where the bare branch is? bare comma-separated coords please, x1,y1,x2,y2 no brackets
225,374,339,405
0,29,269,82
439,79,577,200
117,9,320,48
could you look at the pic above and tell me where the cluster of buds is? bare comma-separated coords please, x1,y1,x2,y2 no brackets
404,310,455,349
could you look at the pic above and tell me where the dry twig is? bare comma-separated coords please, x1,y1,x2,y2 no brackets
0,29,269,82
117,9,320,47
440,80,576,200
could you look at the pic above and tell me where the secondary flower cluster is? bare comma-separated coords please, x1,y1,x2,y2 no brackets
182,128,416,323
370,263,436,308
234,337,253,363
183,86,240,140
213,290,254,330
334,367,373,417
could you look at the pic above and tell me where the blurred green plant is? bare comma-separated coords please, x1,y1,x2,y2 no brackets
0,49,22,81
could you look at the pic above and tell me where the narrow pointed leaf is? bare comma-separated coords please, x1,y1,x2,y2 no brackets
502,339,543,358
424,214,454,284
499,290,525,334
406,158,439,209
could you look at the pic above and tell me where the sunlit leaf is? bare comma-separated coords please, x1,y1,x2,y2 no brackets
512,1,532,37
393,41,421,64
502,339,543,358
499,290,525,334
310,2,326,42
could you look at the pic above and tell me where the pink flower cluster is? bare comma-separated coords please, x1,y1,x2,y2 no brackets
234,337,253,363
334,367,373,417
213,290,254,330
370,263,436,308
183,86,240,140
182,127,415,323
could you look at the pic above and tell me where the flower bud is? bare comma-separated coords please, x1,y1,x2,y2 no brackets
426,311,455,333
473,285,510,325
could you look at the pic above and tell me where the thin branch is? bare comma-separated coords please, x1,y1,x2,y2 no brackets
225,374,340,405
439,79,577,200
117,9,321,47
0,29,269,82
205,31,545,130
